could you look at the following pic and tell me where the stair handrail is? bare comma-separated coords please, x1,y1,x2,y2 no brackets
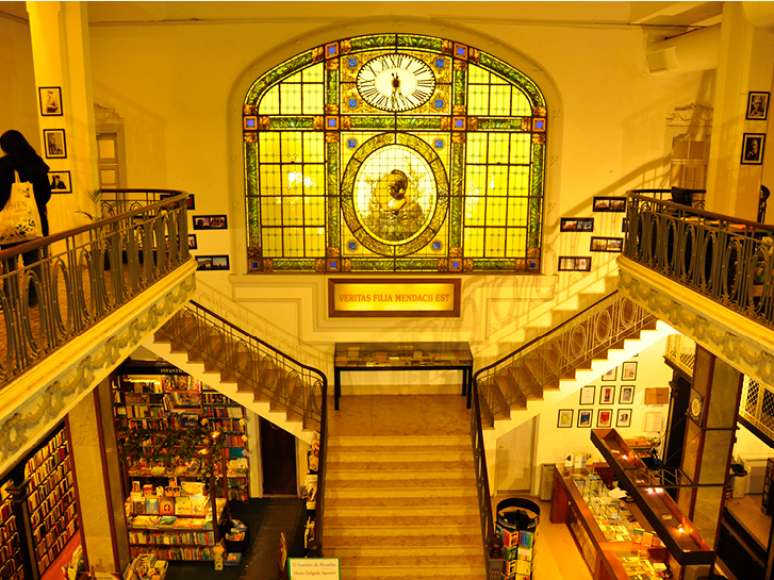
179,300,329,554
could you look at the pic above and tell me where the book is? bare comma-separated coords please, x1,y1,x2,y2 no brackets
145,498,160,515
159,497,175,515
174,496,192,515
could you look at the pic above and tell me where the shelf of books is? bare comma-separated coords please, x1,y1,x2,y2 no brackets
0,481,25,580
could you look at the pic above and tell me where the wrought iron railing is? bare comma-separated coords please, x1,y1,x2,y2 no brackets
629,187,706,210
664,334,696,376
98,188,191,218
625,193,774,329
739,377,774,443
155,301,329,552
0,191,191,387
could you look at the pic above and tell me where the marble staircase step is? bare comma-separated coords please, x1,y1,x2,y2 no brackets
326,460,473,480
326,445,471,463
325,478,477,499
325,495,478,516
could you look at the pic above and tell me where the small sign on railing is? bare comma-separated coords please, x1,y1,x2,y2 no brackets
288,558,340,579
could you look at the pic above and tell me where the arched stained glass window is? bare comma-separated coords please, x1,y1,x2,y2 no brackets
243,34,546,273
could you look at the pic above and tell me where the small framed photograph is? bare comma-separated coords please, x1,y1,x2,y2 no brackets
558,256,592,272
602,367,617,381
616,408,632,428
579,385,595,406
597,409,613,428
560,217,594,232
188,234,198,250
557,409,574,429
39,86,63,116
746,91,769,120
592,196,627,213
600,385,615,405
48,170,71,194
43,129,67,159
621,361,638,381
619,385,635,405
590,236,624,253
195,255,230,271
741,133,765,165
192,214,228,230
577,409,593,428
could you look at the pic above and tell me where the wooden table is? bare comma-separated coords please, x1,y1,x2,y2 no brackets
332,342,473,410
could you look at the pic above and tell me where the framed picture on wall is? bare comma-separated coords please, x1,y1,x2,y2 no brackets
560,217,594,232
590,236,624,253
558,256,592,272
195,255,230,271
43,129,67,159
592,196,627,212
601,367,617,381
619,385,635,405
597,409,613,428
38,86,63,116
192,214,228,230
600,385,615,405
579,385,595,406
616,408,632,428
48,170,71,194
621,361,638,381
557,409,574,429
746,91,769,120
188,234,198,250
741,133,766,165
577,410,593,428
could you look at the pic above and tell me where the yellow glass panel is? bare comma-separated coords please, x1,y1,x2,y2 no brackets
281,132,303,163
286,71,302,84
302,84,324,115
485,228,506,257
464,196,486,226
303,165,325,194
468,65,490,84
487,134,509,165
507,198,528,226
490,85,511,115
262,228,283,254
280,83,302,114
302,64,323,83
486,197,507,226
464,227,484,257
303,133,324,163
509,134,531,165
259,84,280,115
283,228,305,256
282,165,304,196
508,166,530,195
260,197,283,226
487,166,509,196
506,229,527,256
465,166,487,198
490,72,508,85
467,85,489,115
304,227,326,255
304,197,326,224
466,133,488,164
511,88,532,116
259,133,281,163
259,165,281,195
283,196,304,225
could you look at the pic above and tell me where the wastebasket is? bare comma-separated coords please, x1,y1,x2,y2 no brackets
496,497,540,579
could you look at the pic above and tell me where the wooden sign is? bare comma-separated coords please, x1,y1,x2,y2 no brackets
328,278,460,317
644,387,669,405
288,558,340,579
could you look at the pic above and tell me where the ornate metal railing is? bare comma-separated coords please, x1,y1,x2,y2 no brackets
155,301,329,552
740,377,774,443
98,188,191,218
664,334,696,376
625,194,774,329
0,191,191,387
629,187,706,210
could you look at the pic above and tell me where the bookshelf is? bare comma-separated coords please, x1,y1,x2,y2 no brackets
0,481,25,580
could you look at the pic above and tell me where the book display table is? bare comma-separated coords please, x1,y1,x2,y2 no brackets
333,341,473,410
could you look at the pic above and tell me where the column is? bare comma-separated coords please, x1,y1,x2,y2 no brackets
677,345,743,546
26,1,99,233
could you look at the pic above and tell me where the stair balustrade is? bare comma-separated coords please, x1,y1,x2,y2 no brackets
625,193,774,329
0,191,191,387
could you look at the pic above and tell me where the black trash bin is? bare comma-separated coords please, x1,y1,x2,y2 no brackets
496,497,540,579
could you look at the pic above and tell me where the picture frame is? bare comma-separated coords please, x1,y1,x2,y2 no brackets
160,192,196,210
746,91,769,120
38,86,63,116
601,367,617,381
577,409,593,428
592,196,627,213
557,409,574,429
42,129,67,159
616,408,632,428
590,236,624,253
600,385,615,405
597,409,613,428
621,361,638,381
619,385,635,405
187,234,198,250
195,255,230,271
192,214,228,230
558,256,592,272
579,385,595,406
741,133,766,165
48,170,72,194
560,217,594,232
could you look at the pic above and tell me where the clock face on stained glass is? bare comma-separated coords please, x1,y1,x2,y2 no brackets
356,54,436,112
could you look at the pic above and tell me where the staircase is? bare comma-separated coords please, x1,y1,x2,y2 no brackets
477,291,674,438
325,395,484,578
144,301,325,443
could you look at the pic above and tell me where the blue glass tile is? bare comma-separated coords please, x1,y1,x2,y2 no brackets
535,119,545,129
434,99,444,109
435,58,445,68
432,240,442,250
245,118,256,128
454,119,464,128
330,260,338,268
348,98,358,108
452,260,460,268
434,139,444,149
347,57,358,68
456,47,466,56
347,138,357,149
328,118,337,127
328,45,337,55
347,240,358,251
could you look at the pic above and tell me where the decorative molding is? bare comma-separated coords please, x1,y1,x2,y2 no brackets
0,264,196,476
617,256,774,389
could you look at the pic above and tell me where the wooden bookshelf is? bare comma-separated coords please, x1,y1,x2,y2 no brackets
0,481,25,580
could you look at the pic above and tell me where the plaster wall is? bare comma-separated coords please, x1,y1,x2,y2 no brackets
0,13,39,153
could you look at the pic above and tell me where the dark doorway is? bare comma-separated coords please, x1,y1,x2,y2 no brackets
259,417,297,495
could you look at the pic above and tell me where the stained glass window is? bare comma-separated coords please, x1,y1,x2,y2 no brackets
243,34,546,273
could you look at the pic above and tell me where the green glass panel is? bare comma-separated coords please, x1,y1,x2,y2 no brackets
477,118,527,131
259,85,280,115
396,117,445,130
348,258,397,271
394,258,442,271
259,133,281,162
508,166,529,195
348,116,400,130
507,228,527,256
453,62,466,108
468,65,490,84
468,85,489,115
283,196,304,225
246,196,260,246
396,34,444,51
326,69,339,108
304,196,326,224
349,34,398,51
511,88,532,116
305,226,326,254
326,140,340,245
466,133,487,163
280,83,302,115
281,132,303,163
260,165,282,196
465,166,486,198
464,227,484,256
245,141,258,195
269,258,317,270
261,196,283,226
262,227,283,254
449,141,464,247
509,134,531,164
487,134,509,165
486,197,507,226
303,164,325,194
488,165,508,196
507,197,528,226
302,63,324,83
471,258,519,270
485,227,506,256
490,85,511,115
267,117,316,130
302,84,324,115
464,196,485,226
303,133,325,163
